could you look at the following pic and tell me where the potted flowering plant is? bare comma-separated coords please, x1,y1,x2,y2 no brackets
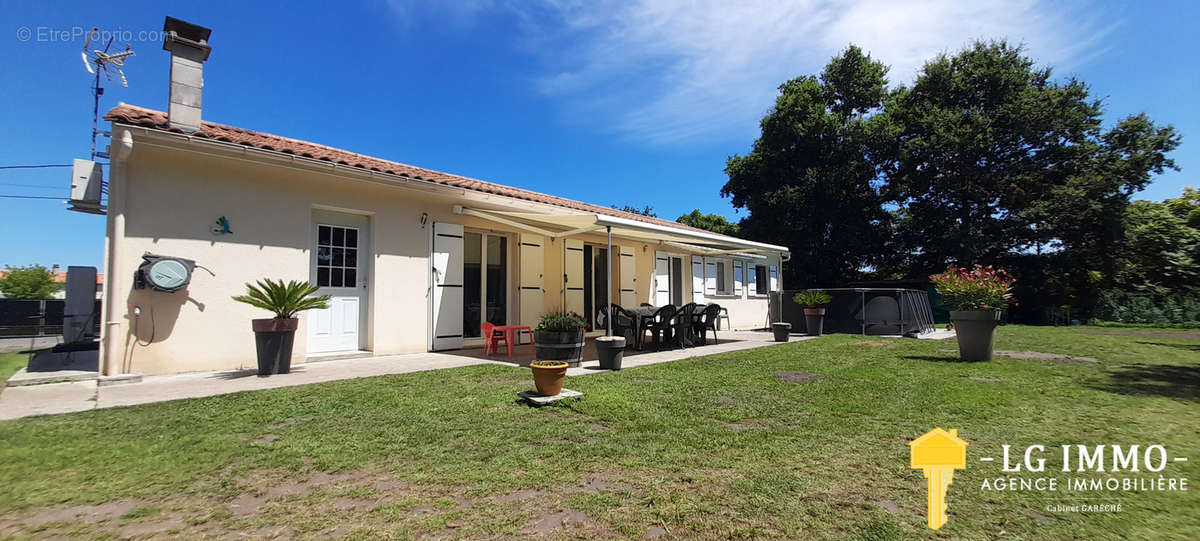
930,265,1014,361
793,290,832,336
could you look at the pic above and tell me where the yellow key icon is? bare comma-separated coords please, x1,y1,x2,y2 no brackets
909,428,968,530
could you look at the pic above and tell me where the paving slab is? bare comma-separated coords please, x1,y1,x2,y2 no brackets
518,388,583,406
0,380,97,420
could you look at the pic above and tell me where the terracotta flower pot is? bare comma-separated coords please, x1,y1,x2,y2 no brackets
950,309,1001,361
530,360,568,396
251,318,298,376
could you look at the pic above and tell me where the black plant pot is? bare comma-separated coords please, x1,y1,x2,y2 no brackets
803,308,826,336
596,336,626,370
533,329,586,367
771,322,791,342
252,318,298,376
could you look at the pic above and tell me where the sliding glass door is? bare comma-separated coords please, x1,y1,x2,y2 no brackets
463,232,508,339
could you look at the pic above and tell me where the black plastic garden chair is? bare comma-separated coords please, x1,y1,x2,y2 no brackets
638,304,676,351
694,303,722,345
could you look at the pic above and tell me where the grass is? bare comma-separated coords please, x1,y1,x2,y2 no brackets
0,351,29,391
0,326,1197,539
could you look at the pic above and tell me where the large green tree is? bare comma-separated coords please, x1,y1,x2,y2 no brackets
0,265,61,299
723,45,893,287
675,210,740,236
881,41,1178,314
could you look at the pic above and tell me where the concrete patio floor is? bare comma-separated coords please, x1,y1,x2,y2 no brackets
0,330,803,420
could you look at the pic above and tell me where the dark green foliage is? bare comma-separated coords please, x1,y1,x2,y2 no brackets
231,279,330,319
675,209,740,236
0,265,61,300
612,204,657,217
724,45,892,287
725,40,1181,320
1093,290,1200,325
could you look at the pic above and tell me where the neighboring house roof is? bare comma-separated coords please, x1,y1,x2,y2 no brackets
104,104,727,239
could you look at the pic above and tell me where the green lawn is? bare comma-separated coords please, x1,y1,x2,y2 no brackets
0,352,29,391
0,326,1197,539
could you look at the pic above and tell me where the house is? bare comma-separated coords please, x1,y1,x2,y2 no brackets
95,18,788,376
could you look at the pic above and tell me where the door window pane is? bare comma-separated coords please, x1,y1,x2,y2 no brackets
486,236,507,327
315,224,360,289
463,232,483,338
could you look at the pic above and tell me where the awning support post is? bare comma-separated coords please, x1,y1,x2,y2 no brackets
606,225,612,336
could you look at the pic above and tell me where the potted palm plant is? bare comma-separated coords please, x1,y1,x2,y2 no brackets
793,290,832,336
533,311,587,367
931,265,1014,361
232,279,330,376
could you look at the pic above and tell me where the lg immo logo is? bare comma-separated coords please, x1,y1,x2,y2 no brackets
908,428,1190,531
909,428,968,530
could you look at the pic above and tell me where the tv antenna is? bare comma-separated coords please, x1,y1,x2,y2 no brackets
81,28,134,161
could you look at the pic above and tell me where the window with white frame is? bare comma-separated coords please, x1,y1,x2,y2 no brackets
715,260,728,294
754,265,769,295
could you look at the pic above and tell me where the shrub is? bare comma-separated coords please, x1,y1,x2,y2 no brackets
535,311,587,332
930,265,1014,311
793,290,832,307
1092,289,1200,325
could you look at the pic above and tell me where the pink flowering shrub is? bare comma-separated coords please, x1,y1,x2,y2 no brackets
930,265,1014,311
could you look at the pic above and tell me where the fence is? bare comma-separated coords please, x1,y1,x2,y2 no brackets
0,299,102,338
778,288,937,336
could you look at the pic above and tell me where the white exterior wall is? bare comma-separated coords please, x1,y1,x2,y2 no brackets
100,128,786,375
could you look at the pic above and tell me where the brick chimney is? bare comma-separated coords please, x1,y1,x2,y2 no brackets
161,17,212,132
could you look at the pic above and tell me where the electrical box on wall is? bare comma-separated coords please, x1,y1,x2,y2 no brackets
134,253,197,293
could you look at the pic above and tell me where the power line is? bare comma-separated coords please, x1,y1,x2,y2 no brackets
0,164,73,170
0,195,66,200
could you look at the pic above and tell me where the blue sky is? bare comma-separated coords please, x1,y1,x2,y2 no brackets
1,0,1197,269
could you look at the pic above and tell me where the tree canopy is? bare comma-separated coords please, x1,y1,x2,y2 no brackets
0,265,61,300
723,40,1181,319
723,45,892,287
676,210,740,236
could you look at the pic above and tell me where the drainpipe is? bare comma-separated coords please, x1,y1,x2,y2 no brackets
100,129,133,376
606,226,612,336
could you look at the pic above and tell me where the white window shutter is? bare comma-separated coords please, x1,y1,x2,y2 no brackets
769,265,778,292
654,252,670,306
747,263,757,295
733,261,743,295
704,259,717,295
619,245,637,308
431,222,464,351
691,257,705,303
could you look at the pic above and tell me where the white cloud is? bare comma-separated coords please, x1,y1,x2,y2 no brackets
389,0,1117,146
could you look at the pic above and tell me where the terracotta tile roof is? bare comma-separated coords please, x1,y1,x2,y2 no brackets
104,104,715,236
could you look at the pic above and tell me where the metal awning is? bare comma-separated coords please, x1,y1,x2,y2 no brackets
453,206,787,255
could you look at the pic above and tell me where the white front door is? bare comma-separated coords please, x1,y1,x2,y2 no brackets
430,222,465,351
308,211,369,354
